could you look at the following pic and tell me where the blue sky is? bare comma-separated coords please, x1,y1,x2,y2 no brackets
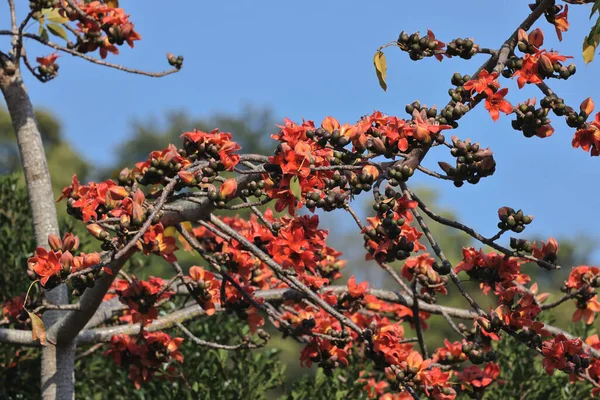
2,1,599,262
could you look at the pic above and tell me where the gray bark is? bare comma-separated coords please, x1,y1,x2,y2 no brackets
1,64,74,399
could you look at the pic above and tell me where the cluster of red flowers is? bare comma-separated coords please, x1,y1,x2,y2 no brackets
463,70,513,122
105,331,183,389
187,266,221,316
2,295,25,325
586,335,600,397
363,193,425,264
402,254,448,296
61,1,141,58
181,128,241,171
455,362,500,393
564,266,600,325
265,112,453,215
59,175,130,222
512,29,573,89
456,247,528,295
266,117,337,214
541,334,588,376
27,233,100,288
111,276,173,325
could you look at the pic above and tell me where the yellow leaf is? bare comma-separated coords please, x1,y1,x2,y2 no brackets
583,44,596,64
47,23,69,41
42,8,69,24
290,176,302,201
107,0,119,7
178,233,194,253
28,311,47,346
164,226,178,238
373,51,387,92
180,221,193,234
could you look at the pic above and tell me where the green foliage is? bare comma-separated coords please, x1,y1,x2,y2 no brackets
286,357,372,400
0,175,40,400
0,174,35,302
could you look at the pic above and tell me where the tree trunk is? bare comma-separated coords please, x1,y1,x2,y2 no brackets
1,66,75,399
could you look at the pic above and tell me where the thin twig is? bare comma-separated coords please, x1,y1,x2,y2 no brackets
411,279,428,358
176,322,264,350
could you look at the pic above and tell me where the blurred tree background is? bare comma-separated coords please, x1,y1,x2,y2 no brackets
0,105,597,398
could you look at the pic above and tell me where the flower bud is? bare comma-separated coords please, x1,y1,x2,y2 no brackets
62,232,79,252
48,234,62,252
321,116,340,133
178,170,196,185
108,186,129,200
61,251,73,274
118,168,131,183
219,178,238,199
538,54,553,76
84,252,100,267
132,202,145,225
580,97,594,116
87,224,108,240
528,28,544,48
361,165,379,180
120,214,131,229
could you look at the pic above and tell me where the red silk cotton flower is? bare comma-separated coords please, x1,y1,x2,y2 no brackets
485,88,513,121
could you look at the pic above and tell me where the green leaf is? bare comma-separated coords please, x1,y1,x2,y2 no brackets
290,175,302,201
591,0,600,19
39,26,49,43
47,23,69,41
373,50,387,92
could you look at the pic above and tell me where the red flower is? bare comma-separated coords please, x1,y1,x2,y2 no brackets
513,54,543,88
533,237,558,261
347,275,368,298
572,296,600,325
463,70,499,97
552,4,569,41
433,339,467,363
3,295,25,323
28,247,62,287
566,266,600,290
572,112,600,156
484,88,513,121
541,334,584,374
116,276,172,325
411,109,452,142
36,52,59,66
457,362,500,390
139,223,178,262
300,338,348,368
189,266,221,316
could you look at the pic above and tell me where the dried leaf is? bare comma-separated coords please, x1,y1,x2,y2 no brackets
107,0,119,7
28,311,47,346
290,176,302,201
373,51,387,91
